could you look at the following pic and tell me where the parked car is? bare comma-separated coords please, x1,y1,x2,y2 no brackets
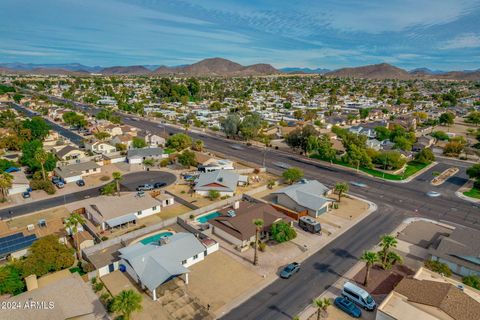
22,191,31,199
76,179,85,187
273,162,291,169
342,282,376,311
136,184,154,191
52,176,62,184
334,297,362,318
280,262,300,279
55,181,65,189
154,182,167,189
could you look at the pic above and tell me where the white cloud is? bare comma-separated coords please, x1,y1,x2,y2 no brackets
440,33,480,49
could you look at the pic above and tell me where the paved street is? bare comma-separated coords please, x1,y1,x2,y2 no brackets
13,95,480,320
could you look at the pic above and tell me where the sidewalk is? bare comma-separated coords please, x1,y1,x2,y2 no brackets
213,196,378,318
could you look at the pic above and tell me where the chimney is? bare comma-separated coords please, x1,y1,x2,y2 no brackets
233,201,240,209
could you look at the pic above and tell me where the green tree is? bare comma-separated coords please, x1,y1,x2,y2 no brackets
94,131,111,141
208,190,220,201
178,150,197,167
394,136,413,151
239,113,262,141
372,150,407,170
379,235,398,269
0,173,13,202
285,125,317,153
166,133,192,151
101,182,116,196
22,117,50,141
463,275,480,290
467,163,480,187
359,108,371,119
439,112,455,126
192,139,204,151
222,113,242,138
316,135,336,161
313,298,332,320
65,213,86,258
466,111,480,126
360,251,379,286
282,167,304,184
12,93,24,103
253,219,264,266
415,148,435,164
112,171,122,196
21,140,57,173
111,289,143,320
34,148,49,181
20,235,75,277
132,137,147,149
431,131,450,141
374,126,391,141
334,182,349,202
115,143,127,151
270,221,297,243
0,265,25,295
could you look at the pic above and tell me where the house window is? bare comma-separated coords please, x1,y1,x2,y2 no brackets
204,250,207,257
85,169,89,173
152,206,157,211
181,259,186,264
137,210,142,215
193,254,198,259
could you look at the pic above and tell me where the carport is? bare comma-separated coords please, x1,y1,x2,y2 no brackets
105,214,137,230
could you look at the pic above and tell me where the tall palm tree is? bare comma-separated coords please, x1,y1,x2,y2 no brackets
379,235,398,268
252,218,264,266
0,173,13,202
334,182,349,202
34,148,49,181
112,289,143,320
360,251,379,286
112,171,122,197
65,213,86,258
313,297,332,320
384,251,403,269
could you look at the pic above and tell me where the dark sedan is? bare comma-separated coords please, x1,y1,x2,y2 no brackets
334,297,362,318
154,182,167,189
280,262,300,279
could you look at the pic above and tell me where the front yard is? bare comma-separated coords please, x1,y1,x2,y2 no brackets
464,187,480,199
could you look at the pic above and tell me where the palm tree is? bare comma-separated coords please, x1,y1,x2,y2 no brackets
65,213,86,258
379,235,398,268
252,218,264,266
384,251,403,269
0,173,13,202
112,171,122,197
34,148,49,181
334,182,349,202
313,297,332,320
360,251,379,286
112,289,143,320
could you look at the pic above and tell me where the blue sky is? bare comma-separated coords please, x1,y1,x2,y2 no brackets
1,0,480,70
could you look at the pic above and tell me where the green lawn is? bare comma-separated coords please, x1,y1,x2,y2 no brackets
69,267,86,275
310,155,429,181
464,187,480,199
164,148,176,154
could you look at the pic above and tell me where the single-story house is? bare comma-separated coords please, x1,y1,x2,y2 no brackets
194,170,247,197
428,226,480,277
2,272,107,320
54,161,101,183
7,169,30,195
54,145,87,161
155,193,175,207
67,193,161,231
85,141,117,155
139,132,165,148
198,159,235,172
127,147,167,164
119,232,218,300
210,201,290,250
272,180,333,217
110,134,134,149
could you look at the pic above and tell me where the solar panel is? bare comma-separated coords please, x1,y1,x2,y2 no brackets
0,232,23,245
0,234,38,257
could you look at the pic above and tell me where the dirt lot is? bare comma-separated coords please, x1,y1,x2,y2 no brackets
187,251,263,314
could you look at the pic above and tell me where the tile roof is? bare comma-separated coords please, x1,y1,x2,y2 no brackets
272,180,332,211
395,278,480,320
194,170,240,192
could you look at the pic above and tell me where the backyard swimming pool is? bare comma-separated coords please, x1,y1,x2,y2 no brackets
196,211,221,224
140,231,174,245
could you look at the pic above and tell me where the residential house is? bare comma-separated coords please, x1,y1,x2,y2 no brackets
119,232,219,300
0,232,37,260
198,159,235,172
85,141,117,155
194,170,247,197
139,132,166,147
54,161,101,183
413,136,435,152
389,115,417,131
43,130,61,147
349,125,377,139
210,201,291,250
54,145,87,161
111,134,134,149
73,230,95,253
155,193,175,207
127,147,166,164
272,180,333,217
67,193,161,231
428,226,480,277
7,169,30,195
377,267,480,320
2,272,107,320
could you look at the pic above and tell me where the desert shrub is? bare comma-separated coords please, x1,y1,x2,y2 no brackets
424,259,452,277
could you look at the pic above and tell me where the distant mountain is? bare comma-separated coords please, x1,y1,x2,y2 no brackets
280,67,330,74
153,58,279,76
100,65,151,75
409,67,447,75
326,63,412,80
0,62,102,73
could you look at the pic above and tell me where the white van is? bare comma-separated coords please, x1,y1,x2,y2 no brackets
342,282,376,311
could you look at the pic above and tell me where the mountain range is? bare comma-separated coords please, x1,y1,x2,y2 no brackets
1,59,479,80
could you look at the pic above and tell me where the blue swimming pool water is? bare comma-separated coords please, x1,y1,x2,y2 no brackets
196,211,221,224
140,231,174,245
